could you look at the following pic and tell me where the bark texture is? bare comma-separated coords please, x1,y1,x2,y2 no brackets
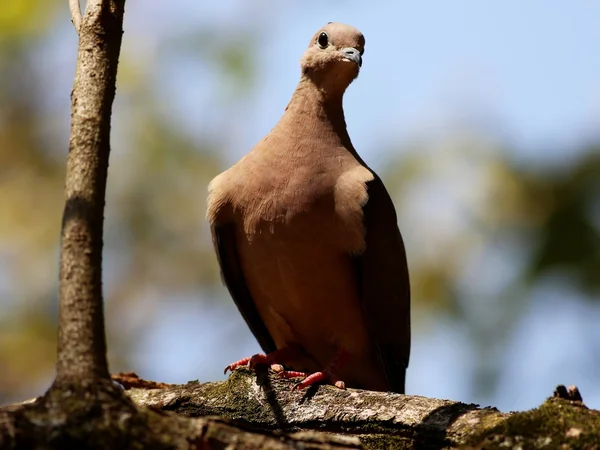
105,371,600,449
2,371,598,449
57,0,125,384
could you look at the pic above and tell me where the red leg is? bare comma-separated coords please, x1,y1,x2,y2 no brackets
294,370,346,390
279,348,352,391
224,345,300,374
277,368,346,389
277,370,309,379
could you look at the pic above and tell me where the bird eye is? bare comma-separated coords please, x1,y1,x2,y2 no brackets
317,32,329,49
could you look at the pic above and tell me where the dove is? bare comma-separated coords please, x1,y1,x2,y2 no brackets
207,22,410,393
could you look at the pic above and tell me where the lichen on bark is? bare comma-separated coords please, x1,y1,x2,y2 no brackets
122,369,600,449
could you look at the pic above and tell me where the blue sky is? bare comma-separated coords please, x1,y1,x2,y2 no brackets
34,0,600,411
141,1,600,163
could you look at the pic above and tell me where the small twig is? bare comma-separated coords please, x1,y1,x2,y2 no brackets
69,0,83,34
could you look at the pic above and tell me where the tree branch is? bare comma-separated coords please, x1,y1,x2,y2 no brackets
119,371,599,449
68,0,82,33
122,369,503,448
5,370,595,449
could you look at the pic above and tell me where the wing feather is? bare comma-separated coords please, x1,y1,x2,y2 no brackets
354,175,411,393
211,222,276,354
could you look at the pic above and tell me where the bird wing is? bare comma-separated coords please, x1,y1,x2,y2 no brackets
353,174,411,393
211,222,277,354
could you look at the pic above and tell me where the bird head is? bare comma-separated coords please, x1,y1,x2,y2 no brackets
300,22,365,95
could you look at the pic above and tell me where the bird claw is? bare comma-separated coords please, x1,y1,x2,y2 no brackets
334,380,346,389
248,353,272,370
223,355,254,374
225,346,301,375
277,369,307,380
224,352,286,375
226,347,348,391
269,364,285,373
290,370,346,391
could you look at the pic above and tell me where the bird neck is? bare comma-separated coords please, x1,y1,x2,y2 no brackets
277,76,353,149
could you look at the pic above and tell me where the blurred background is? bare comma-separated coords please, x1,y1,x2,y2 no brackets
1,0,599,411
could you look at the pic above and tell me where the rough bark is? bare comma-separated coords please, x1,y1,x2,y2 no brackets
3,371,598,449
118,370,600,449
56,0,125,385
0,388,361,449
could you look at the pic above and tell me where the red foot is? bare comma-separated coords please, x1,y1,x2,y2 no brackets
224,354,271,374
224,346,299,374
224,356,253,374
292,370,346,390
277,370,309,379
284,348,352,391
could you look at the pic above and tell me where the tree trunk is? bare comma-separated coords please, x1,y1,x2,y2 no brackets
56,0,124,386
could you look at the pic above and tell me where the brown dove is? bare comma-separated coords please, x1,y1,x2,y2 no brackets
207,22,410,393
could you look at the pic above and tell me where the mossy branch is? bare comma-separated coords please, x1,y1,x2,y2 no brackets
120,369,598,449
2,369,597,448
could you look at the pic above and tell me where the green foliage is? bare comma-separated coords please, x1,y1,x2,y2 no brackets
527,150,600,295
0,0,59,40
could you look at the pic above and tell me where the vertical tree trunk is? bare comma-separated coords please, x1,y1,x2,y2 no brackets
56,0,126,385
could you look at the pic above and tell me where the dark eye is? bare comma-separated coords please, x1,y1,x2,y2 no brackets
317,32,328,48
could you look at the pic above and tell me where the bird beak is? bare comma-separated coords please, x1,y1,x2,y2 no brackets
340,47,362,68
